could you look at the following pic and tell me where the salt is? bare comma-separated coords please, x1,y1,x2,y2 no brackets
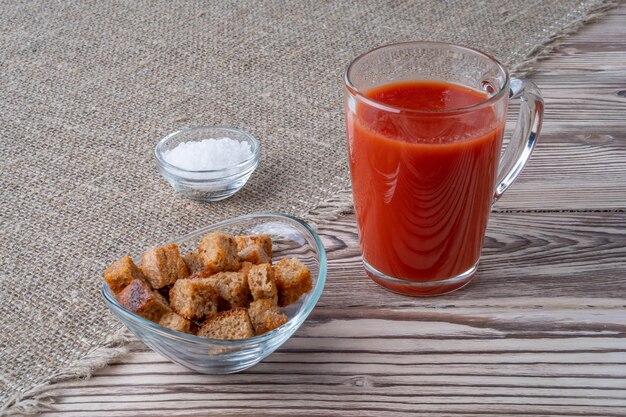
163,137,253,171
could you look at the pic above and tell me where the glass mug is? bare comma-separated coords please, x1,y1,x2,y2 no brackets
344,41,543,296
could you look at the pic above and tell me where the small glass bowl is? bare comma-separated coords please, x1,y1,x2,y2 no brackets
155,126,260,202
101,213,327,374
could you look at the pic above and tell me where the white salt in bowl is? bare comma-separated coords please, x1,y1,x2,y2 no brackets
155,126,260,201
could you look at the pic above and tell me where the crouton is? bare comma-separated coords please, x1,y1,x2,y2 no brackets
169,277,220,321
198,232,240,273
197,308,254,340
247,263,278,304
104,231,313,342
208,271,251,309
235,235,273,260
116,279,171,322
159,311,192,334
248,299,288,335
140,243,189,289
104,256,146,294
273,258,312,306
239,261,254,278
183,251,206,275
238,244,270,265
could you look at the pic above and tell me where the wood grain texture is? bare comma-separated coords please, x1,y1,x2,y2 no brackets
492,5,626,211
40,4,626,416
319,212,626,305
42,211,626,416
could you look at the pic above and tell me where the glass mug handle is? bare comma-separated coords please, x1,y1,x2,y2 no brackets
494,77,544,201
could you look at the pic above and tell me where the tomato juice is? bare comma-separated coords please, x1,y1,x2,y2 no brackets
346,81,505,289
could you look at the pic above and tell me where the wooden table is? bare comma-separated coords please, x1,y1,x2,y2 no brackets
42,6,626,416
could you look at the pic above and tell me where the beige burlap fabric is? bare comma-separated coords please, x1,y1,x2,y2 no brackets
0,0,616,414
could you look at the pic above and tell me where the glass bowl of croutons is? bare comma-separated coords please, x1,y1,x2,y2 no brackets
101,213,326,374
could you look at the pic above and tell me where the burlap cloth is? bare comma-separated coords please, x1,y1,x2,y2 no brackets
0,0,616,414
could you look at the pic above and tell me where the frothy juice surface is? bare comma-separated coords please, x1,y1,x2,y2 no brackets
347,81,505,282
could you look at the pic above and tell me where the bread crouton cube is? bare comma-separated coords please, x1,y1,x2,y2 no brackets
198,232,240,273
183,251,206,275
248,299,288,335
235,235,273,260
188,269,213,279
208,271,251,309
116,279,171,322
140,243,189,289
238,244,270,265
239,261,254,278
104,256,146,293
273,258,312,306
169,277,219,321
159,311,192,334
247,263,278,304
197,308,254,340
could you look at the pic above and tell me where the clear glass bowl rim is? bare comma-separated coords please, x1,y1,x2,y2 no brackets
101,212,327,347
154,126,260,174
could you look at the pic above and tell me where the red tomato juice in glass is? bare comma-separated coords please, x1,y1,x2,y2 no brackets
346,81,506,292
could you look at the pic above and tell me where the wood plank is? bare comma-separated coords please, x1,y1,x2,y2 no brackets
41,211,626,416
318,212,626,306
42,326,626,416
43,324,626,416
491,5,626,211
